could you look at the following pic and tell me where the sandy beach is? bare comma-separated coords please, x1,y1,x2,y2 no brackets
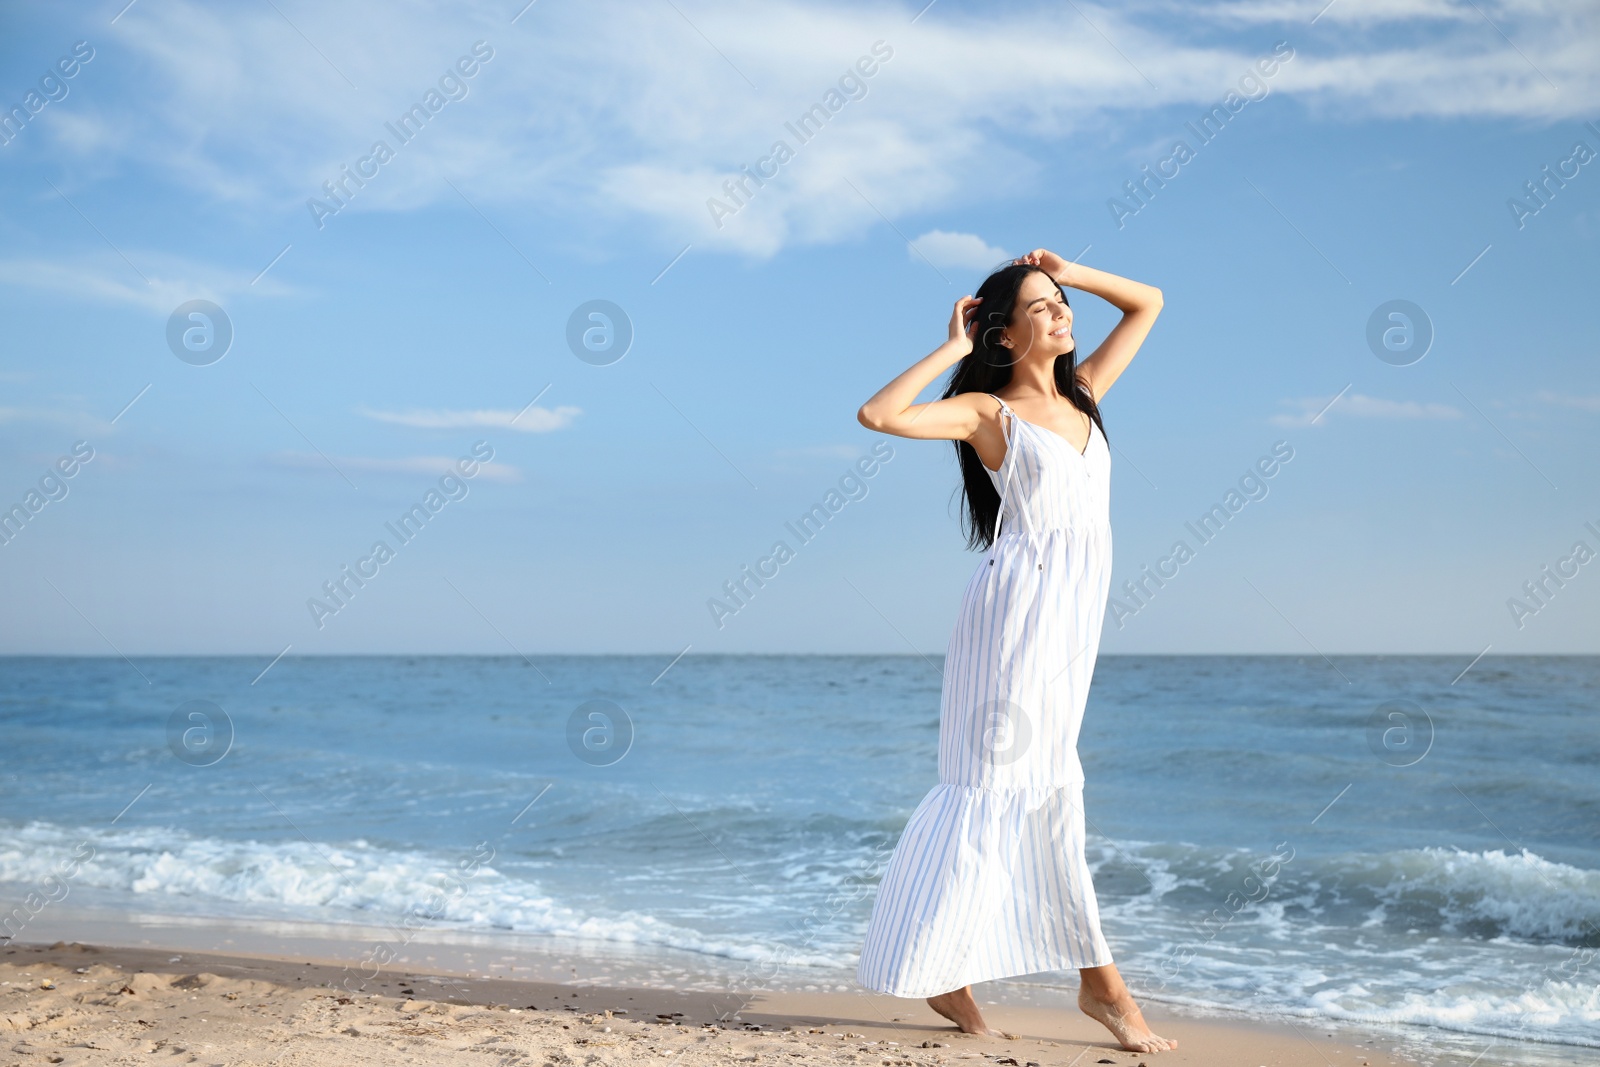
0,939,1421,1067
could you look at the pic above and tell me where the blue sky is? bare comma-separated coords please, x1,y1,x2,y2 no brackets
1,0,1596,661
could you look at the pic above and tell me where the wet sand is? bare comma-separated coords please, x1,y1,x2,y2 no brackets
1,939,1410,1067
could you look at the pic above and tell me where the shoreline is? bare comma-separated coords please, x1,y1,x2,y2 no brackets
2,938,1389,1067
6,883,1587,1067
2,920,1541,1067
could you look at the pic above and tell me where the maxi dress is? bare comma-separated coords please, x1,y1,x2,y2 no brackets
856,392,1116,997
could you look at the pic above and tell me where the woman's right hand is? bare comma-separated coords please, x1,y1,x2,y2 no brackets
856,296,988,439
948,295,983,355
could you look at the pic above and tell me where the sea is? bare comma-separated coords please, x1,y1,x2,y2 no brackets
1,655,1595,1065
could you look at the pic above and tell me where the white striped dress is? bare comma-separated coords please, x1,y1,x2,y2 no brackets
856,392,1115,997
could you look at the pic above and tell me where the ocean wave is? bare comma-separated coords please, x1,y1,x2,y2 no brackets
0,820,841,969
1312,978,1600,1048
1141,973,1600,1053
1359,847,1600,945
5,818,1598,1050
1090,840,1600,947
10,821,1592,957
1070,840,1600,1050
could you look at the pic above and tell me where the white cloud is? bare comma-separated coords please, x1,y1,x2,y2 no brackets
1271,391,1463,425
358,405,582,433
774,444,871,460
0,249,296,313
1197,0,1479,25
271,452,522,482
908,230,1010,270
1534,390,1600,412
0,405,115,435
23,0,1597,260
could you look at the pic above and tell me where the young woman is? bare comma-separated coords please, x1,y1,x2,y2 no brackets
853,249,1170,1053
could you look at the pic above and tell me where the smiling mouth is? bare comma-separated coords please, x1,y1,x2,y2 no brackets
1049,326,1071,337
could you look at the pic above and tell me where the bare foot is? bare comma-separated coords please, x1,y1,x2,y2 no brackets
1077,985,1176,1053
926,987,1016,1039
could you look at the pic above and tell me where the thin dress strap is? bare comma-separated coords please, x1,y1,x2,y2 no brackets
984,394,1038,553
985,393,1016,449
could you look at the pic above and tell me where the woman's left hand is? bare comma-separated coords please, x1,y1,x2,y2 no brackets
1015,248,1071,284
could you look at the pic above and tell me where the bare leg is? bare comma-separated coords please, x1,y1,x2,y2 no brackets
925,987,1015,1038
1077,964,1176,1053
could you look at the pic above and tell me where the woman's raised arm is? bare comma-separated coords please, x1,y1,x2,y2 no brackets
857,295,989,441
1017,249,1162,403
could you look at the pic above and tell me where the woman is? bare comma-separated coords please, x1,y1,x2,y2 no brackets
853,249,1170,1053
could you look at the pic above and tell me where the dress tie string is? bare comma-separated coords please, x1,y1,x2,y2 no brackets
986,394,1042,561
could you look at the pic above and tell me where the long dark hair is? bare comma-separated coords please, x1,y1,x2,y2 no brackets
942,263,1108,550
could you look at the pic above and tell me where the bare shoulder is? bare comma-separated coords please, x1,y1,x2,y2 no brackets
953,390,1003,414
956,391,1009,439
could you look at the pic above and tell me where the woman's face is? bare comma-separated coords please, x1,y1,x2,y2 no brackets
1003,271,1073,360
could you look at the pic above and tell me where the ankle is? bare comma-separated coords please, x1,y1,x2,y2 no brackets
1080,985,1134,1009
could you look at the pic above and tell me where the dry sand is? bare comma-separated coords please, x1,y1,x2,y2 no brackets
0,940,1416,1067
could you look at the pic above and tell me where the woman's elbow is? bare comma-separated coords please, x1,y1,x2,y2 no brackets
857,404,885,432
